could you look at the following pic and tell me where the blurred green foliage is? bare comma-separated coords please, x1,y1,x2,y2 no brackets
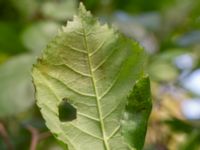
0,0,200,149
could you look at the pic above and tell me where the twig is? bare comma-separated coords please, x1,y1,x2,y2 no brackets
39,131,52,140
26,125,51,150
27,125,38,150
0,122,13,150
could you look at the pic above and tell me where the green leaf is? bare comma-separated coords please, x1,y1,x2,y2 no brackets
0,54,35,117
121,76,152,150
32,3,150,150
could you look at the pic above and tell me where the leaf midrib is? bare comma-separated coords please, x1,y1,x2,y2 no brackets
81,21,110,150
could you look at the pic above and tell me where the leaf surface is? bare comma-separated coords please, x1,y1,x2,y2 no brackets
32,3,149,150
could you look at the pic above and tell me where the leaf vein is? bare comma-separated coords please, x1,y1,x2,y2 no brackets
107,126,120,140
92,47,118,72
99,73,120,100
81,20,110,149
69,123,103,140
62,64,91,77
45,73,96,98
89,40,105,57
77,112,100,122
103,101,122,120
65,44,87,54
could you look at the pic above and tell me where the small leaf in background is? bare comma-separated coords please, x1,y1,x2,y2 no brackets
149,60,178,82
21,21,60,54
32,3,150,150
121,75,152,150
0,54,35,117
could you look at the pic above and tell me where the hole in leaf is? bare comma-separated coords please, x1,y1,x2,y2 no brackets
58,98,77,122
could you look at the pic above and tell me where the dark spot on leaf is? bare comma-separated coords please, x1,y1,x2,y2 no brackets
58,98,77,122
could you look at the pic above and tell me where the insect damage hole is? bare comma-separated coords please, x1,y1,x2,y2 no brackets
58,98,77,122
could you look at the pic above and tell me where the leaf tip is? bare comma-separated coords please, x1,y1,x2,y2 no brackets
78,2,92,17
79,2,85,11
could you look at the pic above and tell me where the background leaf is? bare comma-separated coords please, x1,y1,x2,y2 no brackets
0,54,35,117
